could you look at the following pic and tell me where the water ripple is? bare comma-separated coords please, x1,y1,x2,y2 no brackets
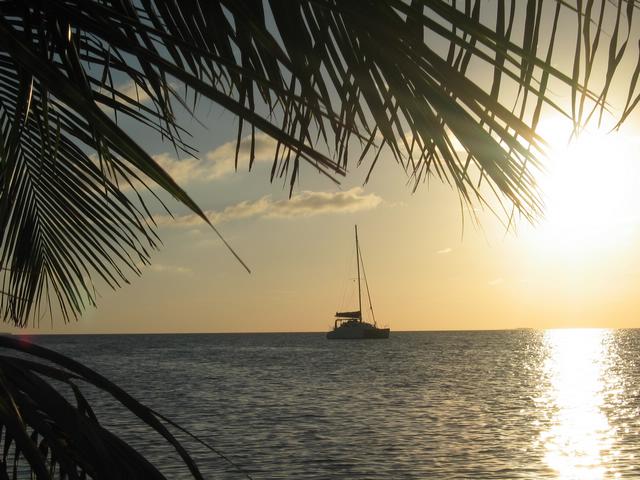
31,330,640,479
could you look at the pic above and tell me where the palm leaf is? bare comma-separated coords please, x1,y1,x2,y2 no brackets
0,335,252,479
0,0,638,326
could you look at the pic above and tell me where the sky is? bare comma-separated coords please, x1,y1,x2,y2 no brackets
15,109,640,334
13,3,640,334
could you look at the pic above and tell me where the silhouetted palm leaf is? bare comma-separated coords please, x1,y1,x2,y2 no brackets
0,335,252,479
0,1,638,325
1,1,640,478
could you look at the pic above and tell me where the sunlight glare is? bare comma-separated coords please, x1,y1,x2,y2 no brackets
539,329,618,480
532,117,640,256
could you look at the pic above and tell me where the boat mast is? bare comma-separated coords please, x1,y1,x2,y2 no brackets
355,225,362,317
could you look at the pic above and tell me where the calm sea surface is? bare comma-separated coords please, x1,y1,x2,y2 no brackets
28,330,640,479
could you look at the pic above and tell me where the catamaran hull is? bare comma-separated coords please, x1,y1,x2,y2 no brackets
326,326,390,339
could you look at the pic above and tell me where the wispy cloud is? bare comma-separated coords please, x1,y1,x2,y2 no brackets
97,81,152,112
488,277,504,286
153,187,383,227
118,81,152,104
436,247,452,254
146,264,192,275
153,133,276,185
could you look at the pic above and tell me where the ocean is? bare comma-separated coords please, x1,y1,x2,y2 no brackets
28,329,640,479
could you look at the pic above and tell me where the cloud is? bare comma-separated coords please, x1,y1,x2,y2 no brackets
436,247,452,254
117,81,152,104
153,133,277,185
146,264,192,275
263,188,383,218
488,277,504,286
90,128,277,189
97,81,152,112
153,187,383,227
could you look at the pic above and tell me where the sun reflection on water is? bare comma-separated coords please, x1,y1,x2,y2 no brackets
540,329,619,480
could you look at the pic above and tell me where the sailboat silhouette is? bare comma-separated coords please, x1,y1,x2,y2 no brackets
326,226,390,339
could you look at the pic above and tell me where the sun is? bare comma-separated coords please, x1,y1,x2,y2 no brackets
530,116,640,257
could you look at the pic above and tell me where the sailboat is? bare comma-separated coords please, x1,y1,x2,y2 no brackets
326,225,390,340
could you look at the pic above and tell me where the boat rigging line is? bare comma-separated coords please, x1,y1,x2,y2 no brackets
357,237,376,326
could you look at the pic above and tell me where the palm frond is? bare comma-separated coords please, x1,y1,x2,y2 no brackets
0,0,639,326
0,335,251,479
